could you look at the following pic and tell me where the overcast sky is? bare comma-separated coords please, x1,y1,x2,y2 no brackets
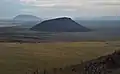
0,0,120,18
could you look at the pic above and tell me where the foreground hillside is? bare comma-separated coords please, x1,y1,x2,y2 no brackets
0,41,120,74
31,49,120,74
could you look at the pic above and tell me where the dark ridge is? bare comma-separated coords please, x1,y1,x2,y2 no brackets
31,17,91,32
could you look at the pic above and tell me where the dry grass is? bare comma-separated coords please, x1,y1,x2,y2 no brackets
0,41,120,74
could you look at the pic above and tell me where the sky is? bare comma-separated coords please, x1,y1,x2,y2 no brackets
0,0,120,19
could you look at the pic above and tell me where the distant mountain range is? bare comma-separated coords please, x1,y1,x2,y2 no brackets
31,17,91,32
13,14,41,22
12,15,41,28
75,16,120,20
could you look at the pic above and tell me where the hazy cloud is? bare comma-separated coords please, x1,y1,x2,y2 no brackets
95,2,120,6
20,0,120,7
0,0,120,18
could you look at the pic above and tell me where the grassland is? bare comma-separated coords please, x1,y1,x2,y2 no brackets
0,41,120,74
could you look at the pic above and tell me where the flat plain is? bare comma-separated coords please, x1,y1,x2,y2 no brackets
0,41,120,74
